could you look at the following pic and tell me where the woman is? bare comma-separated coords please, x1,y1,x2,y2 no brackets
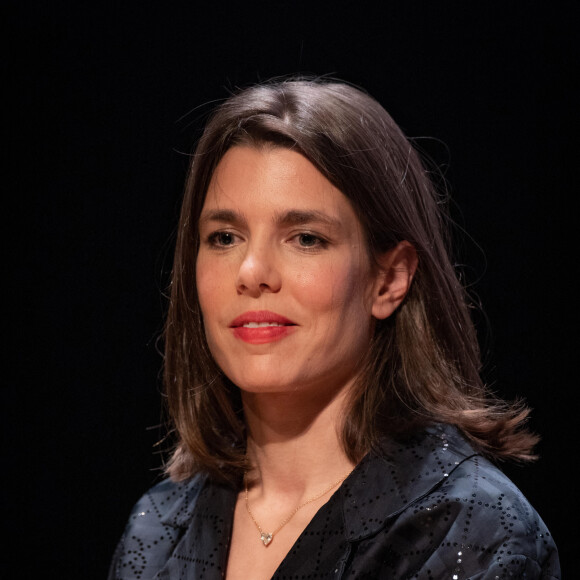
109,78,560,579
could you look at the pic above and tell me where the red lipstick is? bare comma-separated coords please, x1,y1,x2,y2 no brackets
230,310,297,344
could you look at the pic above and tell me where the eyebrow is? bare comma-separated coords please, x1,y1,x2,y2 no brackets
198,209,246,228
275,209,341,228
199,209,342,229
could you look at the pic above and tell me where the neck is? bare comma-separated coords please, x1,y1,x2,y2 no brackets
242,385,356,498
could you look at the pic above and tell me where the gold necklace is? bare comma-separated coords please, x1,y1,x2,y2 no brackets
244,470,352,547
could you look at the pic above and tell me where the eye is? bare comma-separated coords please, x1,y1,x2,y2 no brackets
298,233,319,247
208,231,237,247
295,233,328,249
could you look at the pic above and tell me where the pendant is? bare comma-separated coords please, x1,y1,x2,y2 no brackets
260,532,273,546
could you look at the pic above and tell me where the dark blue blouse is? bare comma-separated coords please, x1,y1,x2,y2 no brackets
109,424,560,579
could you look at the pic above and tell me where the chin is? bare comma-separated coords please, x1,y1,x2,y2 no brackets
228,374,297,395
217,355,296,392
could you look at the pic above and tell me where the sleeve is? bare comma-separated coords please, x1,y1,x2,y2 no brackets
468,556,560,580
348,456,561,579
388,457,561,579
108,479,187,580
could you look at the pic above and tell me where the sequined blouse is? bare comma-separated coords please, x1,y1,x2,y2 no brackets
109,424,560,579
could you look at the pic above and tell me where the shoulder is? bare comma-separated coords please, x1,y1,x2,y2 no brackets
108,475,206,580
414,454,559,577
363,425,561,578
432,452,556,546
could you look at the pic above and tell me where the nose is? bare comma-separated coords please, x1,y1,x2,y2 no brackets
236,243,281,297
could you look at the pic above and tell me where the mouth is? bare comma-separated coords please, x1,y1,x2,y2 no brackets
230,311,297,344
239,321,287,328
230,311,297,328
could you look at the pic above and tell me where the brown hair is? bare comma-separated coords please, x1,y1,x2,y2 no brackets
164,78,537,484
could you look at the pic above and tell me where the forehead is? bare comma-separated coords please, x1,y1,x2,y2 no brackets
203,145,358,222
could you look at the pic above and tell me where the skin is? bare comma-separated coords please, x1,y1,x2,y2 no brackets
196,145,417,579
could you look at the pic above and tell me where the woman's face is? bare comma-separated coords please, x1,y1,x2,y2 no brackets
196,146,383,397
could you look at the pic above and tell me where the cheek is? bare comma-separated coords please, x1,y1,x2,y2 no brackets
195,268,226,362
295,258,370,316
196,258,226,323
195,267,210,313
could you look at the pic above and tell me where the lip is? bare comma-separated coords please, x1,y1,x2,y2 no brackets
230,310,297,344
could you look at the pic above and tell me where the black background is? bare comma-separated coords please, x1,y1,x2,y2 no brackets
6,1,576,577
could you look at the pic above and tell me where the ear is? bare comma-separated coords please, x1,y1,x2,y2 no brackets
371,241,418,320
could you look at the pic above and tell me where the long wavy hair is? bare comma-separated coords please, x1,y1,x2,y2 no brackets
163,78,537,484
